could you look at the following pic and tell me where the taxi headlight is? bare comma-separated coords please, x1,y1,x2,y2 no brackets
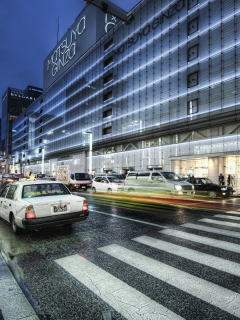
221,187,227,191
174,185,182,191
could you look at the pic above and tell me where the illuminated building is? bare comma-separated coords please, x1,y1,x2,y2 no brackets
12,0,240,190
1,86,42,173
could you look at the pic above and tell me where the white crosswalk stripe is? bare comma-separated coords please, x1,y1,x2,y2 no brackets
214,214,240,221
199,218,240,228
133,235,240,276
55,254,184,320
182,223,240,239
99,244,240,318
55,213,240,320
225,211,240,215
160,229,240,253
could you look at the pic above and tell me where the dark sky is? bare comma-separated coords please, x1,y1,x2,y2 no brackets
0,0,139,102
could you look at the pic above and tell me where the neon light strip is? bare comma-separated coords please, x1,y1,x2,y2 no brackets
13,96,240,155
13,61,240,151
13,35,239,143
13,0,220,131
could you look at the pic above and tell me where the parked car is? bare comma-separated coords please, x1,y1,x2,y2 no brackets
0,181,89,234
186,177,233,198
124,171,195,195
92,176,125,193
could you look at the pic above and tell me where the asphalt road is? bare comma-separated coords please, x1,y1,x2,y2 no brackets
1,192,240,320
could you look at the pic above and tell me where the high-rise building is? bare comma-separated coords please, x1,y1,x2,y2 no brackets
1,86,42,173
12,0,240,191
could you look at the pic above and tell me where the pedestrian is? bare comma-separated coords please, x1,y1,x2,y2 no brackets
219,173,224,186
227,174,231,186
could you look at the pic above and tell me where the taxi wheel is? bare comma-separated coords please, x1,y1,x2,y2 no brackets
128,188,135,192
92,187,96,193
209,191,217,198
107,188,112,194
11,214,21,235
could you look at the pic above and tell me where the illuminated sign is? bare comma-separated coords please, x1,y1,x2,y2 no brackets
114,0,185,55
47,16,86,77
105,14,117,33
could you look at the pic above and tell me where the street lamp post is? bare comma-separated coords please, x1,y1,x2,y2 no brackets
42,148,45,174
83,131,92,177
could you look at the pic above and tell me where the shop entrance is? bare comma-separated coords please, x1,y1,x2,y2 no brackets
172,158,209,178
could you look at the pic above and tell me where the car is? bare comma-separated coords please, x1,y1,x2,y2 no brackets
94,173,126,182
124,171,195,195
42,176,56,181
92,176,125,193
186,177,233,198
0,181,89,234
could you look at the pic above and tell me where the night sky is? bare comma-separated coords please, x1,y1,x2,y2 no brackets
0,0,139,110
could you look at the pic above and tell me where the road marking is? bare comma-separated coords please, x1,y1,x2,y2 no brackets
199,218,240,229
182,223,240,239
159,229,240,254
133,235,240,277
214,214,240,221
55,254,184,320
99,244,240,318
91,209,168,228
226,211,240,215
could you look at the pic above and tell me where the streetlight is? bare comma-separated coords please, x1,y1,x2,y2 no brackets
83,131,92,176
42,147,45,174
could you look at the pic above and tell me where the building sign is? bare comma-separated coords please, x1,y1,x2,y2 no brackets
47,16,86,77
114,0,185,55
224,151,240,156
43,5,106,90
10,93,36,100
105,14,117,33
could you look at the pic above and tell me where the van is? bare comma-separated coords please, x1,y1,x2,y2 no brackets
124,171,194,195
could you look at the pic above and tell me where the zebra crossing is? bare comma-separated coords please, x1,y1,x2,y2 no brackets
55,210,240,319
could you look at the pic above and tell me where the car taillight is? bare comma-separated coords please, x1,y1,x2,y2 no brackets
25,205,36,219
82,199,88,212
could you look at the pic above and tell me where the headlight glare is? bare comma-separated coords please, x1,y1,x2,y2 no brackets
174,185,182,191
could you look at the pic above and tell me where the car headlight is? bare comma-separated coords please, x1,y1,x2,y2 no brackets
221,187,227,191
174,185,182,191
192,185,194,190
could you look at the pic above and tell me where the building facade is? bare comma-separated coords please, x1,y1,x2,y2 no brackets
1,86,43,173
12,0,240,190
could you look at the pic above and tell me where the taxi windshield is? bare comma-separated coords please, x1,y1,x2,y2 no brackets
22,183,70,198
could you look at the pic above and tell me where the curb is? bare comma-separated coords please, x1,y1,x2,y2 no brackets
0,253,39,320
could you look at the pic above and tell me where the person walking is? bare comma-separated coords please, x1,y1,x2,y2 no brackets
219,173,224,185
227,174,231,186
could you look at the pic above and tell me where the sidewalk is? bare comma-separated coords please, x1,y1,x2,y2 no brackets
0,253,39,320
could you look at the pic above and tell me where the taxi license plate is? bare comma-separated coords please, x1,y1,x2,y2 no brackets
53,204,67,213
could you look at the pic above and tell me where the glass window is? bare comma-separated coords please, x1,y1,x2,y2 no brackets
188,18,198,36
152,172,163,180
104,55,113,68
0,186,10,198
161,172,182,181
188,72,198,88
126,173,137,180
104,38,113,51
22,183,70,198
103,127,112,135
107,177,122,183
188,45,198,61
6,185,17,199
188,99,198,114
75,173,90,180
103,108,112,118
188,0,198,10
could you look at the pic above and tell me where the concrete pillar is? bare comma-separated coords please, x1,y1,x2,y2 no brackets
171,160,181,174
208,157,224,184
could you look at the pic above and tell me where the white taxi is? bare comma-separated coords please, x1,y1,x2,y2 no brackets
92,176,125,193
0,181,89,234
